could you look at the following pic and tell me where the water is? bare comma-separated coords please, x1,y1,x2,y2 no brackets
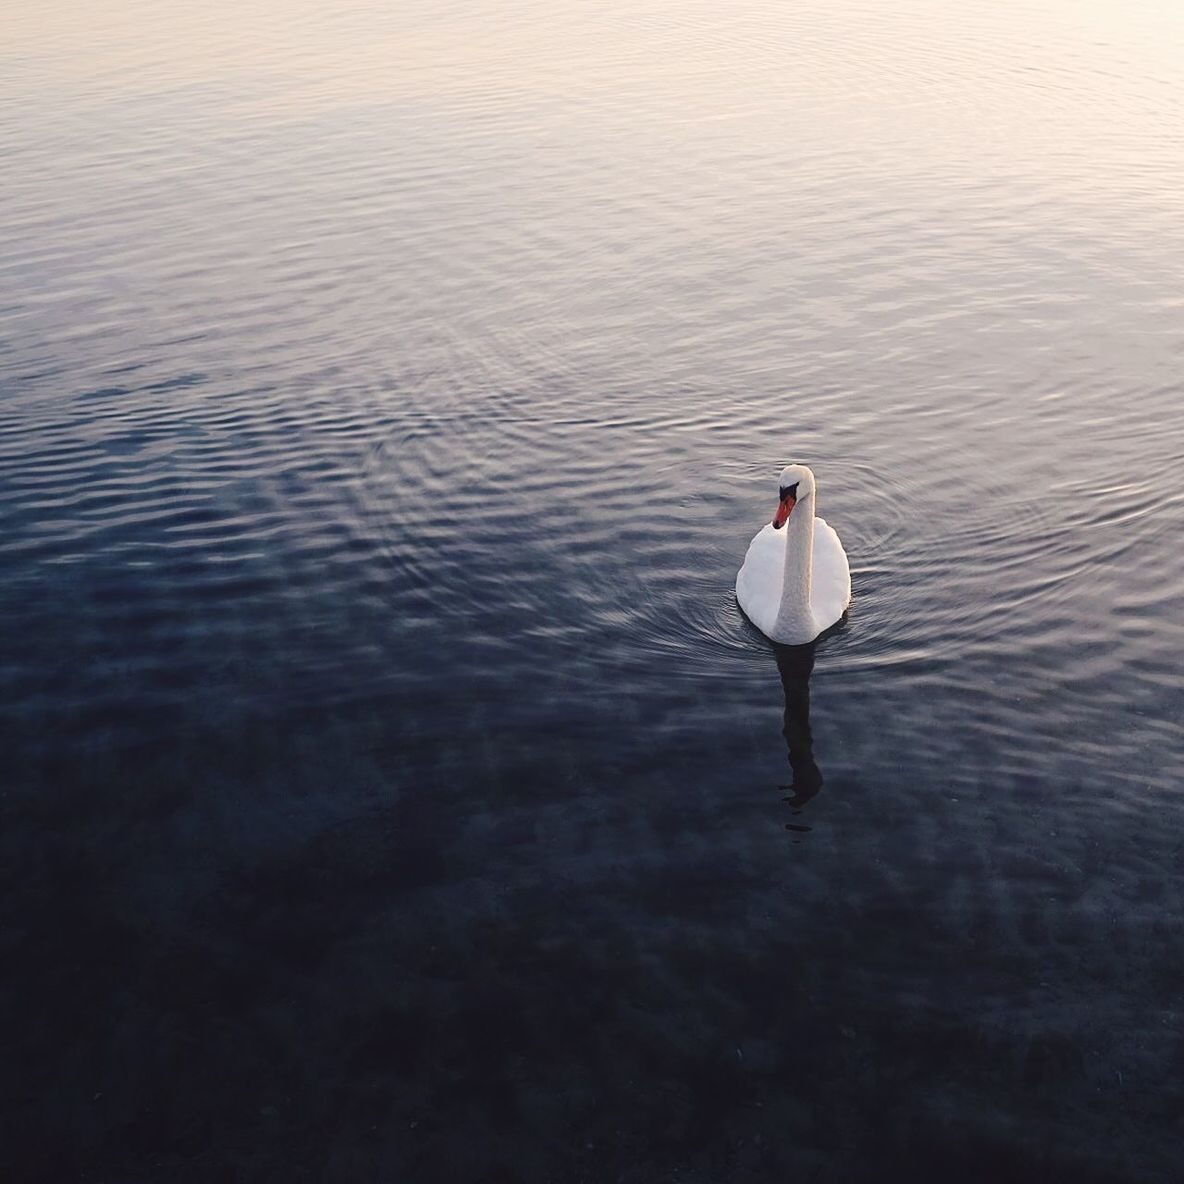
3,1,1183,1179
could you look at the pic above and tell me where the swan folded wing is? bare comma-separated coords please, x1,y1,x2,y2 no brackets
811,516,852,630
735,523,785,637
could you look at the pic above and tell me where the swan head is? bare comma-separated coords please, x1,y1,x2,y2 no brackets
772,464,815,530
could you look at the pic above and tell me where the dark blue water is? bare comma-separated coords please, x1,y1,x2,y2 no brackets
3,1,1184,1179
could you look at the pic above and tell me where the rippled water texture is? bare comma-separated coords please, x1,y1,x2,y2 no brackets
3,1,1184,1179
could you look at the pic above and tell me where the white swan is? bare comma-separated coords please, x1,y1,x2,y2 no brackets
736,463,851,644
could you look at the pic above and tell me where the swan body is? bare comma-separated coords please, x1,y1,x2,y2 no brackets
736,464,850,644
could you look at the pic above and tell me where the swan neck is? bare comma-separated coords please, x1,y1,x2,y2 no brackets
776,490,815,636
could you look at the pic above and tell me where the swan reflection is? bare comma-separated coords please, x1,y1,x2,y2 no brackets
774,641,823,814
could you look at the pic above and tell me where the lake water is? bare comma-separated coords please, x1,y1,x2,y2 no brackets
3,1,1183,1179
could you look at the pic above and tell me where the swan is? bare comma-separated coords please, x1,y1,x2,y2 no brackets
736,463,851,644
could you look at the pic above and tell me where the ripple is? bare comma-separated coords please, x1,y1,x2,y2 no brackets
0,0,1180,818
4,3,1184,1179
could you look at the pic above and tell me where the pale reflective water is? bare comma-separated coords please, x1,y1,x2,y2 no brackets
3,2,1183,1180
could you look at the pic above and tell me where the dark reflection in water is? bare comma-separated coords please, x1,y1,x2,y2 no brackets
774,641,824,821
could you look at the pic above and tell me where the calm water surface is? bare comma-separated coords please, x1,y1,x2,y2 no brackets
3,1,1183,1179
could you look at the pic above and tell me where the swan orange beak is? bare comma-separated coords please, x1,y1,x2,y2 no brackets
772,493,796,530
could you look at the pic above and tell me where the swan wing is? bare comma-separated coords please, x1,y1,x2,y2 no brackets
736,523,784,638
811,515,851,631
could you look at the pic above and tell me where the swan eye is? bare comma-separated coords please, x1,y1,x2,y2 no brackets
779,482,799,500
